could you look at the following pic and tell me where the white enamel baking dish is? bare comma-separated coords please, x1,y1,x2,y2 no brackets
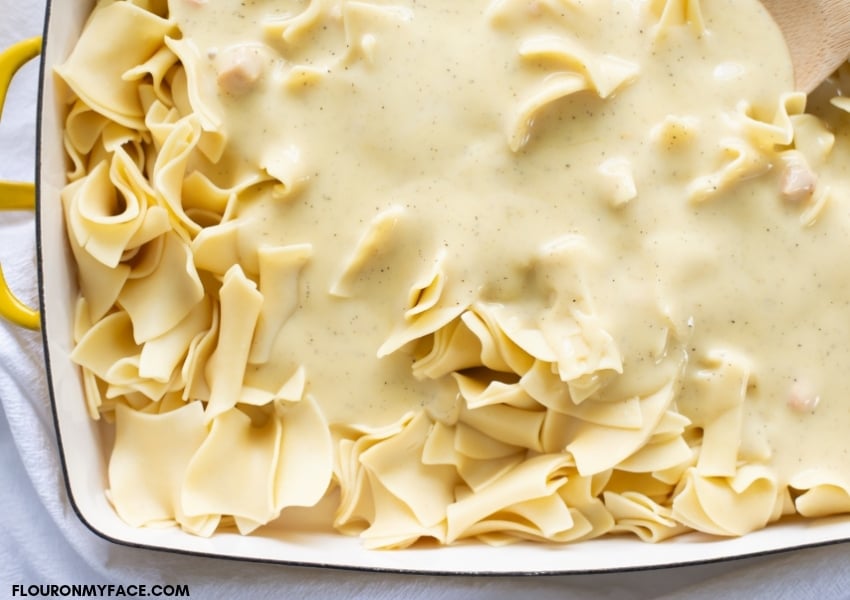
2,0,850,575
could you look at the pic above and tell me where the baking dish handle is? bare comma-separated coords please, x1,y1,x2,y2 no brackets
0,37,42,331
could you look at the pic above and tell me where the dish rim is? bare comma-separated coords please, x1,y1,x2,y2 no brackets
32,0,850,575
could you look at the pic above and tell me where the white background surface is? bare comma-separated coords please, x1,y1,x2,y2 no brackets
2,1,850,598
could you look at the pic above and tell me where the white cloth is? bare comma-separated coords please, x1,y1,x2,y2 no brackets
2,2,850,598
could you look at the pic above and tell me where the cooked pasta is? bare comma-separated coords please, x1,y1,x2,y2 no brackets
57,0,850,549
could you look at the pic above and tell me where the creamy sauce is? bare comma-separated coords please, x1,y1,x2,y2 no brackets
181,0,850,468
59,0,850,541
165,0,850,483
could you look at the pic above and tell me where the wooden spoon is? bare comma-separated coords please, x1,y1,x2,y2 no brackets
760,0,850,93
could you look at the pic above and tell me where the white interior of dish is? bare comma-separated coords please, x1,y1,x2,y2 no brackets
37,0,850,574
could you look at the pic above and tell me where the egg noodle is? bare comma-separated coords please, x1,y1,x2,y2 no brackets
57,0,850,548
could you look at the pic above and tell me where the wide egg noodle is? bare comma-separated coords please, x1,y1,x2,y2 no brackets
503,1,640,151
124,233,165,280
64,160,134,267
638,413,692,466
70,311,140,386
650,0,705,37
790,469,850,518
328,207,407,299
181,299,220,403
100,120,146,163
421,421,461,467
404,249,449,320
461,304,536,375
445,454,583,544
451,372,538,411
274,394,334,511
525,236,623,399
686,138,771,203
181,170,254,226
333,414,418,535
167,65,229,165
108,401,209,529
104,350,182,403
453,420,521,462
483,0,579,26
452,447,524,495
144,97,181,150
507,72,588,153
240,364,308,408
358,412,457,535
72,296,94,346
67,147,167,269
457,401,546,453
557,473,615,541
461,494,592,545
671,464,781,536
55,1,175,130
615,433,692,474
523,362,644,427
519,359,575,414
540,308,623,401
607,469,678,503
151,114,206,237
260,143,311,200
163,37,223,133
739,92,806,150
117,230,205,343
604,491,690,542
82,367,108,421
566,379,677,476
181,407,280,534
263,0,327,46
334,438,376,536
138,295,214,383
63,100,110,181
359,470,447,550
377,302,468,360
248,244,313,364
191,219,250,276
424,424,525,494
686,351,751,478
61,178,131,322
337,2,414,67
123,45,180,109
411,316,484,379
683,92,807,204
204,264,264,420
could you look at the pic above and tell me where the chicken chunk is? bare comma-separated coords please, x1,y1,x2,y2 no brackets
780,151,818,205
787,379,820,414
215,45,265,95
